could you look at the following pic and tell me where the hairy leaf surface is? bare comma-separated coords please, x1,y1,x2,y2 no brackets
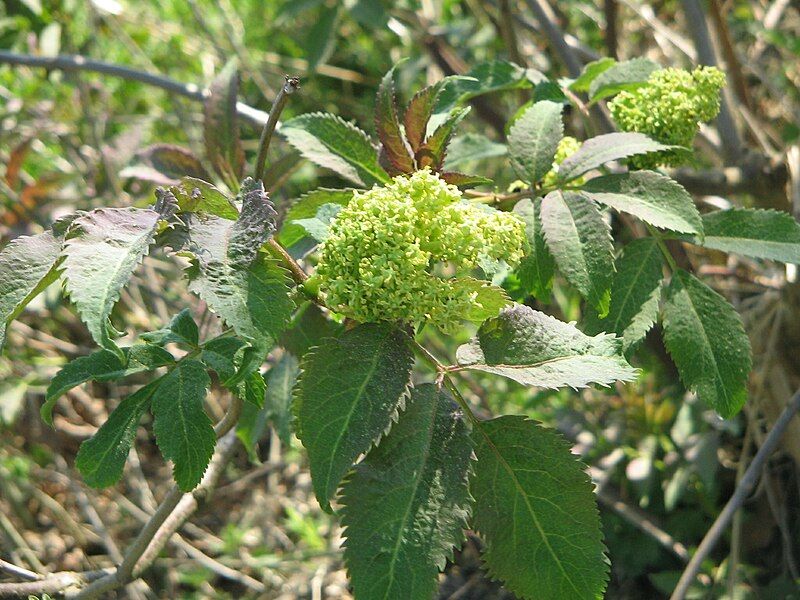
540,191,614,315
697,208,800,263
62,208,161,352
557,133,673,182
295,323,414,510
508,100,563,184
662,270,751,418
514,198,555,299
282,113,390,187
582,171,702,234
341,385,472,600
151,359,215,491
472,416,608,599
456,304,637,388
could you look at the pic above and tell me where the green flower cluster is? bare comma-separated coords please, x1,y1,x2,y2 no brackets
316,169,525,331
609,66,726,168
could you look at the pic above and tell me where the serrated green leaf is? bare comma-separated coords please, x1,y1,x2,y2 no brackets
279,188,354,247
435,60,535,118
443,134,507,169
541,191,614,315
340,384,472,600
586,238,663,353
416,106,470,170
141,309,199,347
306,4,341,68
76,379,159,488
282,113,389,187
0,231,62,349
204,60,244,189
471,416,608,600
557,133,674,182
280,302,343,358
170,177,239,220
514,198,555,299
295,323,414,510
569,57,616,93
456,303,637,388
582,171,702,234
151,359,215,491
291,203,342,243
266,353,298,445
62,208,161,353
696,208,800,263
508,101,564,184
589,57,660,101
200,336,248,384
238,369,266,409
42,344,174,425
447,278,511,323
662,270,751,418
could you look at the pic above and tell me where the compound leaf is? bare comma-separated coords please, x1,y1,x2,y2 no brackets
62,208,161,352
507,101,564,184
582,171,702,234
471,416,609,600
341,384,473,600
282,112,390,187
76,379,160,488
151,359,215,491
662,270,751,418
696,208,800,264
0,231,62,349
557,133,673,182
42,344,174,425
541,191,614,315
456,304,637,388
294,323,414,511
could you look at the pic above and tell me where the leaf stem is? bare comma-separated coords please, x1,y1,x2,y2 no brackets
254,75,300,183
266,238,308,285
647,224,679,272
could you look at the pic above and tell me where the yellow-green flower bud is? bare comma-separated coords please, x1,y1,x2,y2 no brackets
543,136,582,187
609,66,726,168
315,169,526,330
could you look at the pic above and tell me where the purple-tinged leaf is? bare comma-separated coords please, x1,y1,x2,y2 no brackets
204,60,245,189
375,66,415,173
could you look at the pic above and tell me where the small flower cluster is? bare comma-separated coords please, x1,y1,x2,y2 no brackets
609,66,726,168
315,169,526,331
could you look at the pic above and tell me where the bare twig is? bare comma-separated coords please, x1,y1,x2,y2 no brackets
0,51,270,127
670,389,800,600
255,75,300,183
0,558,38,582
0,569,114,598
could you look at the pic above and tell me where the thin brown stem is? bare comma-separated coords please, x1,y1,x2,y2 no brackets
254,75,300,183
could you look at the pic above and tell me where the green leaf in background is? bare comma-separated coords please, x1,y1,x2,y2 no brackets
306,4,341,69
340,384,473,600
265,353,298,445
557,133,673,182
238,369,266,409
456,304,637,388
696,208,800,263
541,191,614,315
582,171,702,234
662,270,752,418
291,203,342,243
375,65,415,174
76,379,160,488
121,144,211,186
42,344,174,425
514,198,556,300
151,359,215,491
141,308,199,347
280,302,343,358
295,323,414,511
281,113,390,187
507,100,564,184
203,59,244,189
586,238,663,353
417,107,470,170
0,231,62,349
200,336,248,384
569,57,616,93
443,134,507,170
61,207,162,353
471,416,609,600
279,188,354,247
170,177,239,220
588,57,660,101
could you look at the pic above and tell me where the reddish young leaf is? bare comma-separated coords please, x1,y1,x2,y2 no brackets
5,138,32,189
403,80,447,153
375,66,414,174
416,107,470,170
440,171,492,188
